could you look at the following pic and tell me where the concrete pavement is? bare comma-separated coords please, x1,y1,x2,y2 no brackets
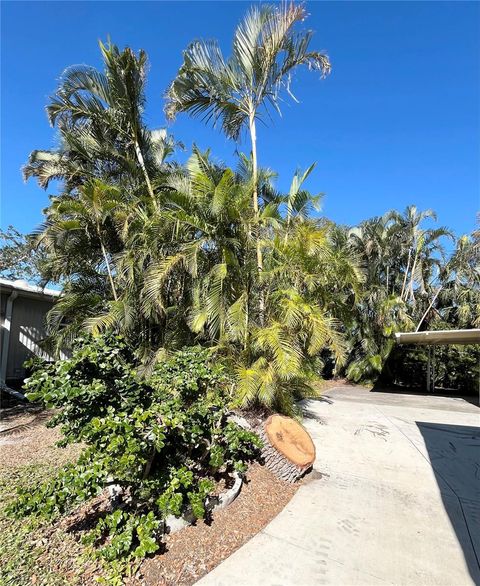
197,386,480,586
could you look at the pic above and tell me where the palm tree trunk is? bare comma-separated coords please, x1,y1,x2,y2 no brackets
249,115,263,270
401,248,411,300
134,139,156,204
408,252,419,302
99,236,118,301
284,199,293,246
249,114,265,324
415,286,442,332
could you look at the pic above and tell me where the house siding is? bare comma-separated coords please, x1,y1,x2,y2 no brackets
6,296,55,380
1,281,59,383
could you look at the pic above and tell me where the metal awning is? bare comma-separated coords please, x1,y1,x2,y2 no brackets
395,329,480,346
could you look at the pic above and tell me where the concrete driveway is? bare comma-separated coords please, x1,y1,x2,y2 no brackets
197,386,480,586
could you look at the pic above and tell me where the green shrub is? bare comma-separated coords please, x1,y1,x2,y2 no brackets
9,335,261,561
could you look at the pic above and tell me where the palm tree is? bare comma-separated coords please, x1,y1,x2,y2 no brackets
24,41,177,206
125,150,357,412
38,179,123,301
388,206,440,301
438,225,480,328
344,205,455,382
348,214,398,293
165,3,331,298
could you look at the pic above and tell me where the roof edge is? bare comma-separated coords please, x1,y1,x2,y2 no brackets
0,277,61,298
395,329,480,346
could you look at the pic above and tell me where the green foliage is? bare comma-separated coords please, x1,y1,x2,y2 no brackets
342,209,479,387
9,337,261,562
21,7,479,411
22,20,351,414
165,4,330,139
386,343,479,392
1,465,65,585
82,510,161,561
0,225,46,283
9,4,479,584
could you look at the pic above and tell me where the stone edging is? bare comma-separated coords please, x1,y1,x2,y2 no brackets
165,471,243,534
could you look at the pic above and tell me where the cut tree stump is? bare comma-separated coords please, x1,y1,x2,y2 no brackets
259,414,316,483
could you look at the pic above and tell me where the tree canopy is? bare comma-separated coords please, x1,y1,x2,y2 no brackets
19,7,479,406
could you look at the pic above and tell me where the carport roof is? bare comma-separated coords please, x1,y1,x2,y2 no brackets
395,329,480,346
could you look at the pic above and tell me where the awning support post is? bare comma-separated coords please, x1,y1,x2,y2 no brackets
432,346,436,393
427,346,431,392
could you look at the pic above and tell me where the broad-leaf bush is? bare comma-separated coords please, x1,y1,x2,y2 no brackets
9,336,261,560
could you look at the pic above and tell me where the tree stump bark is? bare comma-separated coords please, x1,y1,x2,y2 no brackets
259,414,316,483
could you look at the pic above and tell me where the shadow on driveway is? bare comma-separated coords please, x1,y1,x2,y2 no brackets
418,422,480,583
372,382,480,408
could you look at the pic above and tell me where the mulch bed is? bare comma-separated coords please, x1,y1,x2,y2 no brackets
0,407,82,469
0,406,300,586
139,463,299,586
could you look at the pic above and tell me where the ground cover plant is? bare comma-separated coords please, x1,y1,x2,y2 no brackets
0,463,99,586
7,336,260,568
0,417,297,586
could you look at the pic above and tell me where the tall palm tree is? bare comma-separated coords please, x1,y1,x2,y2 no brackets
24,42,177,206
165,3,331,291
390,206,437,300
438,226,480,328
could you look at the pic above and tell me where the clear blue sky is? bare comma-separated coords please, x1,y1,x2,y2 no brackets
1,1,479,238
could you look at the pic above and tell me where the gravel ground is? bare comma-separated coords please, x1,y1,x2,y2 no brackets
0,407,300,586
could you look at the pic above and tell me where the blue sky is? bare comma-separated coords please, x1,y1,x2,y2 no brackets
1,1,479,239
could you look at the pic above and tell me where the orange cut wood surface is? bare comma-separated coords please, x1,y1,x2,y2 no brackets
265,414,316,467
